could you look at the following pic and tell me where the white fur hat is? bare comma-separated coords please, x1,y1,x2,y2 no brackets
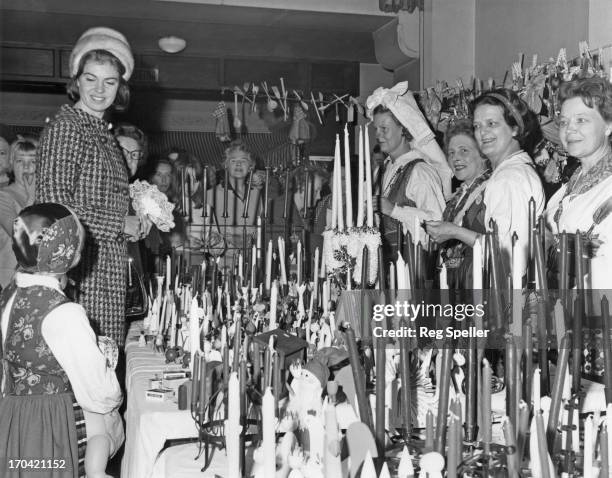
69,27,134,80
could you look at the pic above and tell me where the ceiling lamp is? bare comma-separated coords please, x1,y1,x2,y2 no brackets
158,36,186,54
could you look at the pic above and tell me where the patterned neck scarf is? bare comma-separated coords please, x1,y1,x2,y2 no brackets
554,151,612,226
442,168,492,223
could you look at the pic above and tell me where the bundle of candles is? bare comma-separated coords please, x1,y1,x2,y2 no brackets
322,124,382,287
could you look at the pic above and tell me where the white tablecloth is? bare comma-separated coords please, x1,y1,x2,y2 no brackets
121,323,198,478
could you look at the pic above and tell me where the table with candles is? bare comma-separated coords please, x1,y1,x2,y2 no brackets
121,321,198,478
117,121,612,478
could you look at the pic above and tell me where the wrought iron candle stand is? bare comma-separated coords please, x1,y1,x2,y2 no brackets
191,367,262,472
456,442,512,477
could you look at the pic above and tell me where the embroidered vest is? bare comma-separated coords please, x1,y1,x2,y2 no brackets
380,158,424,248
0,282,72,396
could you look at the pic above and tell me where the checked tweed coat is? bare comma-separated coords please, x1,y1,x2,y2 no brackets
36,104,130,347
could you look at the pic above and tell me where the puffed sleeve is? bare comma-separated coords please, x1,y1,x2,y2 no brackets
36,119,124,242
390,162,445,238
41,302,122,413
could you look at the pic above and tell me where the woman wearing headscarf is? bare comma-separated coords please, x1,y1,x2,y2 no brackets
365,82,453,264
36,28,150,347
0,203,122,478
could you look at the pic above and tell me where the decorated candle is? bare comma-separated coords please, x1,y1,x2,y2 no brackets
344,125,353,228
335,138,344,231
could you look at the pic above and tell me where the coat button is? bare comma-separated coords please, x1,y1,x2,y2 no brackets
121,187,129,195
100,137,107,144
113,185,119,193
117,233,124,244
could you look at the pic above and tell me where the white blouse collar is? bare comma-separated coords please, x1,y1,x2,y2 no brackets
14,272,64,294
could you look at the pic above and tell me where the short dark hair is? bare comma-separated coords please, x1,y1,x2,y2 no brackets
66,49,130,112
558,76,612,123
372,104,414,142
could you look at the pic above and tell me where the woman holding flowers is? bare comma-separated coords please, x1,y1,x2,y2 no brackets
36,28,150,347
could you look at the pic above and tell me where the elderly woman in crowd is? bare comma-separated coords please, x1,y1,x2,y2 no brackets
425,120,491,288
206,140,263,252
546,77,612,293
36,27,150,347
365,82,453,264
0,135,38,288
116,123,150,317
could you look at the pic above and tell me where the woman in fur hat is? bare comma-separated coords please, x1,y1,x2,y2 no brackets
36,27,151,348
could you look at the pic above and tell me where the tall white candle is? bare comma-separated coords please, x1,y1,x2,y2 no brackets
324,398,342,476
265,239,273,292
533,368,541,412
396,251,407,290
313,247,320,303
269,280,278,330
251,244,257,287
440,263,449,290
166,255,171,292
389,262,396,291
322,279,330,315
364,124,374,228
331,135,340,229
238,253,244,286
262,387,276,477
335,137,344,231
297,240,302,285
169,304,177,347
357,125,365,228
278,237,287,285
584,414,594,478
344,124,353,228
227,372,241,478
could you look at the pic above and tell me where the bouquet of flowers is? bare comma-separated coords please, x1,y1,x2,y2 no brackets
129,180,175,232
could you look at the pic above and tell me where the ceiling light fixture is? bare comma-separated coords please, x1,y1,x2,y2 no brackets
158,36,187,54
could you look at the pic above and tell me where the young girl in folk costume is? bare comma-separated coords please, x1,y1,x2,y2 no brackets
0,203,123,478
365,82,453,264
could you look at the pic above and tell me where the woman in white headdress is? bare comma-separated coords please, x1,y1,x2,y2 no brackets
366,82,452,262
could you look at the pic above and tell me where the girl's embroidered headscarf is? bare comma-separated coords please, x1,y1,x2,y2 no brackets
12,202,85,274
366,81,453,199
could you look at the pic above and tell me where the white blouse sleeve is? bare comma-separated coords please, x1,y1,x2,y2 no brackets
41,302,122,414
390,163,445,237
